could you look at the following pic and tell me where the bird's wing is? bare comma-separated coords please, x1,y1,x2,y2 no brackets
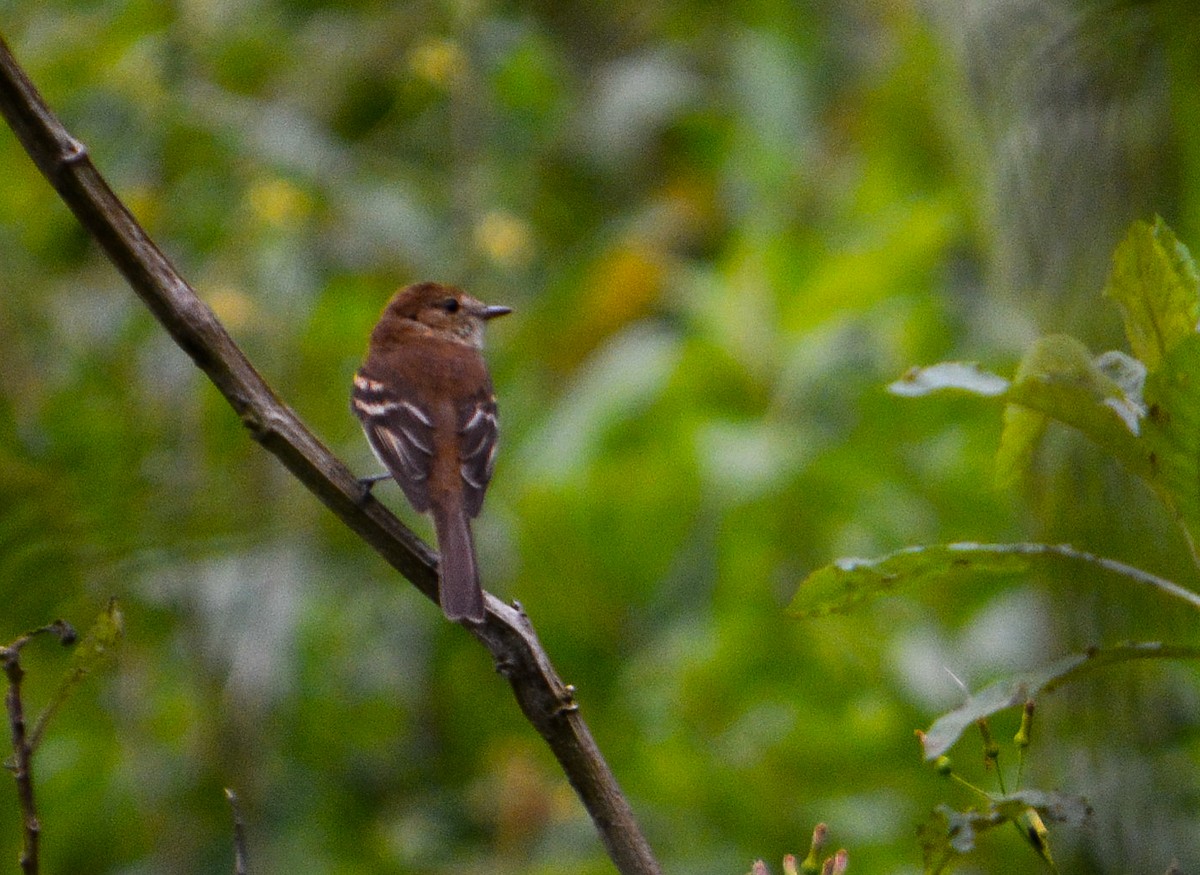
456,389,499,518
352,370,435,512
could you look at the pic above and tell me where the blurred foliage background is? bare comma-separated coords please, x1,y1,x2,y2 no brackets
2,0,1200,872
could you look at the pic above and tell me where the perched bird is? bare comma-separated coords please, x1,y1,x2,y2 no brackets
352,282,511,622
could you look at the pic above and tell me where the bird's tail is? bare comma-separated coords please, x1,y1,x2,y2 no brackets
431,502,485,623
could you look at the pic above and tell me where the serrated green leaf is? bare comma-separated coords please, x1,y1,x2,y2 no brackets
790,543,1030,618
791,542,1200,619
894,220,1200,565
920,642,1200,759
1104,216,1200,372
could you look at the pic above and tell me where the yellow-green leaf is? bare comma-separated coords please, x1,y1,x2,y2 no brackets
29,600,124,752
1104,216,1200,372
995,404,1046,488
1141,333,1200,561
889,342,1149,488
996,335,1147,486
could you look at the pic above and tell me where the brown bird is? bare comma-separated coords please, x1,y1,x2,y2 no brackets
352,282,511,622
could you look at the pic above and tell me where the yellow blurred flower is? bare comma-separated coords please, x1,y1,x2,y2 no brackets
247,178,311,228
474,210,534,268
545,240,669,370
124,186,163,231
408,38,467,88
585,242,666,328
205,286,257,331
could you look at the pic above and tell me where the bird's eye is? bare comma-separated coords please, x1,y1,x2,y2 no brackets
440,298,460,313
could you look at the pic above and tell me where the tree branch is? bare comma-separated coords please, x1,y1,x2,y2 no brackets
3,643,39,875
0,31,661,875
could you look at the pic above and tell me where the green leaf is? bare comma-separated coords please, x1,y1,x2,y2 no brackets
791,542,1200,619
889,343,1149,487
919,792,1090,874
919,652,1085,760
891,220,1200,560
920,642,1200,759
1141,333,1200,561
995,336,1085,487
997,336,1148,486
1104,216,1200,372
28,599,124,752
995,403,1046,489
791,543,1028,618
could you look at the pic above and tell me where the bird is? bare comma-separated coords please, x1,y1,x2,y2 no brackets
352,281,511,622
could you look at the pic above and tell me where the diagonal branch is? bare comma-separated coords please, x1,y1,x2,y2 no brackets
0,32,661,875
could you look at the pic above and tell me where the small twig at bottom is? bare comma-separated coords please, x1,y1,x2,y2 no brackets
225,789,249,875
1,621,82,875
3,647,38,875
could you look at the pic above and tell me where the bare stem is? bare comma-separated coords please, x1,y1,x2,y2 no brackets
226,789,248,875
3,642,39,875
0,31,661,875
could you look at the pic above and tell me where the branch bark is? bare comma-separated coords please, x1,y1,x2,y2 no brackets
0,32,661,875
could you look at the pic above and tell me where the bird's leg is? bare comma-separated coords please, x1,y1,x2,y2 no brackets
357,471,393,498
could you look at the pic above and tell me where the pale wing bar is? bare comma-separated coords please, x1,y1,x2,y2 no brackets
352,371,436,511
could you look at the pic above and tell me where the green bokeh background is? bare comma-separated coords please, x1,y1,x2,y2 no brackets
2,1,1200,872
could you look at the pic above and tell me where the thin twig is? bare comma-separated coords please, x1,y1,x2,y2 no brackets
3,647,37,875
0,31,661,875
225,789,248,875
2,621,76,875
3,634,47,875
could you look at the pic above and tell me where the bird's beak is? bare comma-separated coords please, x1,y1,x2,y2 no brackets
480,305,513,320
